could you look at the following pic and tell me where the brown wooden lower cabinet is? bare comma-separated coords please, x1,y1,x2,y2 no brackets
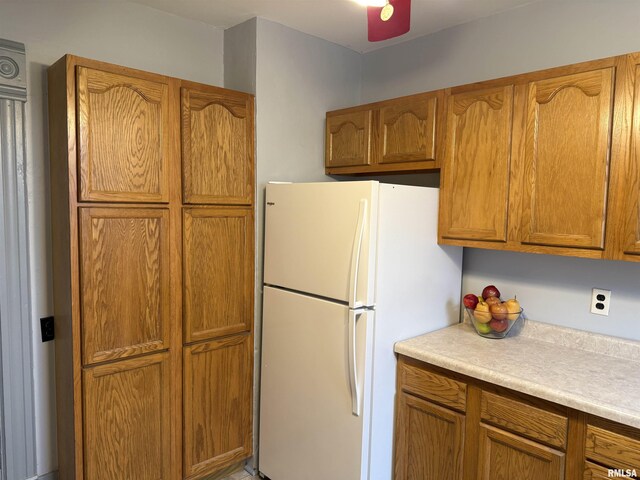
584,461,615,480
394,391,465,480
394,356,640,480
183,333,253,480
83,352,172,480
478,425,565,480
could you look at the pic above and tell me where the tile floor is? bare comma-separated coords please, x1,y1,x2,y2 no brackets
221,469,261,480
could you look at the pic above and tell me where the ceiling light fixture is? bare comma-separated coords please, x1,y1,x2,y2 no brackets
366,0,411,42
353,0,388,7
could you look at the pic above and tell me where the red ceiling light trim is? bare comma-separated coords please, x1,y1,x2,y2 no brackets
367,0,411,42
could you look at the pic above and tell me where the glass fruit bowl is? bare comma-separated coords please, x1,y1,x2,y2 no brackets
465,307,523,339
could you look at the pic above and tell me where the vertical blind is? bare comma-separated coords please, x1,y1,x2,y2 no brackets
0,39,36,480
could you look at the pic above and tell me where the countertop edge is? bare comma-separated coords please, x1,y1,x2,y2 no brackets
395,339,640,430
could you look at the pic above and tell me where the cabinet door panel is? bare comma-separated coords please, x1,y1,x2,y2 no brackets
182,87,253,204
325,110,372,167
80,208,170,365
521,69,614,249
394,392,465,480
478,425,565,480
440,86,514,242
77,67,170,202
613,60,640,257
378,95,437,164
183,334,252,479
83,353,171,480
183,208,253,343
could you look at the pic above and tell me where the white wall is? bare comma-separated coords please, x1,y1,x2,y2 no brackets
360,1,640,340
0,2,224,475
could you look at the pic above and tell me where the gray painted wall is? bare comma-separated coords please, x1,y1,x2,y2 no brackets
361,1,640,340
223,18,259,473
225,18,363,472
0,2,224,475
252,17,363,468
362,1,640,102
224,18,257,95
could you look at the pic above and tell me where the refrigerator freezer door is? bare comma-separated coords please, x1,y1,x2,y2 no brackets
259,286,373,480
263,181,378,307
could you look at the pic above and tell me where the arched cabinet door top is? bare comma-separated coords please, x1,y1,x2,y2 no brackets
520,68,614,250
181,86,254,205
76,66,171,203
533,69,609,105
325,109,372,168
440,84,514,243
378,94,438,164
450,86,511,116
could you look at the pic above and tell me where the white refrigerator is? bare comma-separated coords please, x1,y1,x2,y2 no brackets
258,181,462,480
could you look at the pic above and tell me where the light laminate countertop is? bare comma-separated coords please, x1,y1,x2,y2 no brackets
395,319,640,429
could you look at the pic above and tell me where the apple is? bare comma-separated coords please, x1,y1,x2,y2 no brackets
489,318,509,333
463,293,479,309
505,297,521,321
473,301,492,323
490,302,508,321
482,285,501,300
484,296,501,306
476,322,492,334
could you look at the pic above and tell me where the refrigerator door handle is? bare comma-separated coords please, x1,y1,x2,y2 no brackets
348,309,363,417
348,199,368,309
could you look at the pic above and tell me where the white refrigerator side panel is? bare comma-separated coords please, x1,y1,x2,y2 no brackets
263,181,378,307
259,286,374,480
367,184,463,479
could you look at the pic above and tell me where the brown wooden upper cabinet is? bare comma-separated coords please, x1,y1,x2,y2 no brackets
377,93,439,164
80,207,171,365
520,68,614,250
325,109,372,169
439,85,514,243
606,53,640,262
77,67,171,203
325,91,443,174
438,55,625,260
181,84,254,205
182,207,254,343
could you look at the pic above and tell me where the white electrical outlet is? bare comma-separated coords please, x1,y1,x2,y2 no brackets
590,288,611,316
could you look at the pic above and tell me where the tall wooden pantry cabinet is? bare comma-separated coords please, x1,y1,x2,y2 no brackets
48,55,254,480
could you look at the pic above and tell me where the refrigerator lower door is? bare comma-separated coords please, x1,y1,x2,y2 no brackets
259,286,373,480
